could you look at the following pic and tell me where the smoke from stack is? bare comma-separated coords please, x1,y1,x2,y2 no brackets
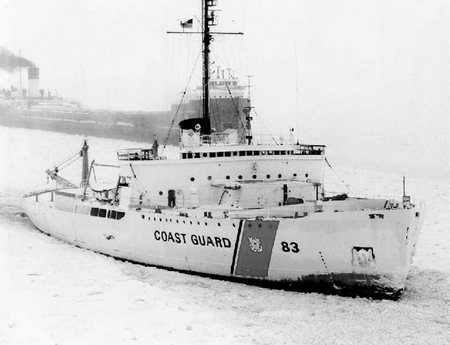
0,47,35,72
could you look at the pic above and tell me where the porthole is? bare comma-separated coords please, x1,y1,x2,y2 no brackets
202,152,208,157
165,219,168,222
190,221,193,225
141,215,145,219
252,175,257,179
176,220,179,223
207,176,212,180
266,174,270,179
238,175,242,180
233,152,238,156
190,177,195,182
218,223,221,227
205,222,208,226
159,191,163,196
226,175,230,180
278,174,282,178
293,173,297,177
197,221,200,225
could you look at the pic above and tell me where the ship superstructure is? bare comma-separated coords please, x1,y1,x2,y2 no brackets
22,0,423,298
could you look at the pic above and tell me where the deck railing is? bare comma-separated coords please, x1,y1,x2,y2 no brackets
117,148,166,161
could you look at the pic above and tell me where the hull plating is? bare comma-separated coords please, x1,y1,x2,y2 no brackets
22,195,423,298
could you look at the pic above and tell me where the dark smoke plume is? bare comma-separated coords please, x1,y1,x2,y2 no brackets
0,47,35,72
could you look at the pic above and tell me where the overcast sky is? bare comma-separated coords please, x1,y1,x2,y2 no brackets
0,0,448,158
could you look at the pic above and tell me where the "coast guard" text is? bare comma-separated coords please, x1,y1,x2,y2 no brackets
154,230,231,248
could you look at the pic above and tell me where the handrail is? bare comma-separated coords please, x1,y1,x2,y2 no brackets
117,148,161,161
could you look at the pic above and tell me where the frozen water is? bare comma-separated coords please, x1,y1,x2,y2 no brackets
0,126,449,344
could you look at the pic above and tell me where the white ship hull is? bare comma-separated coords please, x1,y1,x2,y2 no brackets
22,190,423,298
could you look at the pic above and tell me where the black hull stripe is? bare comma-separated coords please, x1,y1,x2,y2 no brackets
230,219,244,275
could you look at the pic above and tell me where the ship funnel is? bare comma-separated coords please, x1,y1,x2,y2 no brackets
27,67,40,98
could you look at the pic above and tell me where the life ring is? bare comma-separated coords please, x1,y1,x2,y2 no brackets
194,123,201,132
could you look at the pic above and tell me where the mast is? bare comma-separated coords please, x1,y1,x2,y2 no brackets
202,0,215,135
167,0,242,136
80,138,89,187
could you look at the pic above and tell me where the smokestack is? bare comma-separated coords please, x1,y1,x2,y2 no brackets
28,67,40,98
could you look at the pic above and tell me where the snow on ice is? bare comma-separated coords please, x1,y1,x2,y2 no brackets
0,126,449,344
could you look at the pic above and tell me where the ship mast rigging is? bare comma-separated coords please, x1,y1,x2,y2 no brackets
202,0,213,134
167,0,243,135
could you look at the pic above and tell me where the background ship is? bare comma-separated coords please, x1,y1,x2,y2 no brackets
0,64,251,146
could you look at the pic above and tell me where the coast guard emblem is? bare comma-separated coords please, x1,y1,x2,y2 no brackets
248,236,263,253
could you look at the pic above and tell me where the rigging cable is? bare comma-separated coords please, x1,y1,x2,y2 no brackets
252,109,279,145
294,43,300,144
93,163,119,168
324,157,349,192
92,166,97,184
129,163,149,196
161,50,202,154
56,154,80,172
225,81,247,142
54,151,80,170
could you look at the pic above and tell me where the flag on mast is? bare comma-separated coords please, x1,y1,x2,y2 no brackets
180,18,193,29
